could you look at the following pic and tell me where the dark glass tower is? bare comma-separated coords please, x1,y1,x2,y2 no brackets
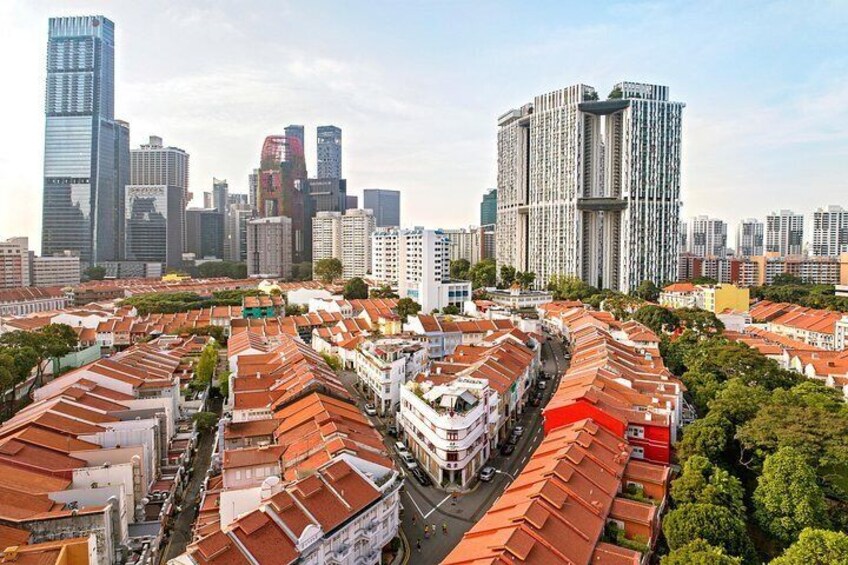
42,16,128,265
363,189,401,228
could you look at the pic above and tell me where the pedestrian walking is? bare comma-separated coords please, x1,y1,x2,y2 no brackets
416,539,421,552
432,524,436,534
412,514,416,525
442,522,448,534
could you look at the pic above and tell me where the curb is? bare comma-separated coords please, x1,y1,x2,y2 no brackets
399,529,411,565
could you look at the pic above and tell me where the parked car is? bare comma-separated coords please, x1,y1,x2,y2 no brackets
536,380,547,390
411,467,432,486
500,443,516,456
364,403,377,416
387,425,399,437
512,425,525,436
479,467,496,482
400,453,419,470
394,441,409,456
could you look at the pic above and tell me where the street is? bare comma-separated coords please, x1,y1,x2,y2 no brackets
340,333,569,564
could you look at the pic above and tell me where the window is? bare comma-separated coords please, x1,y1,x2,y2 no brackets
626,425,645,439
631,446,645,459
446,451,458,462
447,431,458,441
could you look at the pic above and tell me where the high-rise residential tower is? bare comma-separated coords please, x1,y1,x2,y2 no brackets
497,82,684,291
687,216,728,258
312,209,375,278
316,125,342,179
812,205,848,257
363,189,401,228
130,136,190,200
736,218,765,257
766,210,804,256
42,16,130,265
247,216,293,279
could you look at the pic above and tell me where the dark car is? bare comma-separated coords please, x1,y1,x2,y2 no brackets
411,467,432,486
530,396,542,407
500,443,516,456
387,425,399,437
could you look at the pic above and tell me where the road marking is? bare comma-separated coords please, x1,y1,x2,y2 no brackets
403,489,426,518
423,494,453,519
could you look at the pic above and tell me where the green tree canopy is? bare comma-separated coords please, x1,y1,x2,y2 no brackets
0,324,78,390
677,413,732,464
670,455,745,516
770,528,848,565
631,304,680,334
314,258,343,283
291,261,313,281
343,277,369,300
197,261,247,279
547,275,599,301
83,265,106,281
396,298,421,323
754,447,830,546
515,271,536,290
632,279,661,302
661,539,742,565
467,259,496,289
369,284,399,299
499,265,516,287
662,503,754,561
450,259,471,281
675,308,725,334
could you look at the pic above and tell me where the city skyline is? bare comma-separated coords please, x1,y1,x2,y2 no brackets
2,1,848,252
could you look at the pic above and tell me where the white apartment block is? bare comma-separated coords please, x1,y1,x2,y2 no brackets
687,215,727,258
372,228,471,312
442,227,481,264
246,216,292,279
736,218,764,257
0,236,31,288
812,205,848,257
399,376,497,489
31,252,81,287
766,209,804,256
497,82,683,292
354,338,427,415
313,209,375,278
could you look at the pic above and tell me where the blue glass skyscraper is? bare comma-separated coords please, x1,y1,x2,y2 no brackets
42,16,129,264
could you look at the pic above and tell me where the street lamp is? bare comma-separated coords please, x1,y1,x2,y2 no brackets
494,469,515,482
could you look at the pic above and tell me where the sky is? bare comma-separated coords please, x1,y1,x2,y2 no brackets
2,0,848,251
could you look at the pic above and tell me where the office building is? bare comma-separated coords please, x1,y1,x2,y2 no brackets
766,209,804,256
31,251,81,287
479,224,496,261
125,184,184,267
316,125,342,179
812,205,848,257
246,216,292,279
363,189,401,227
185,208,224,259
497,82,684,291
42,16,131,265
284,124,305,157
257,135,307,263
372,228,471,312
687,216,727,258
225,203,253,263
312,209,375,278
212,178,229,214
736,218,765,257
131,135,190,200
307,178,347,213
480,188,497,226
0,237,31,288
227,193,249,206
346,195,359,210
248,169,259,209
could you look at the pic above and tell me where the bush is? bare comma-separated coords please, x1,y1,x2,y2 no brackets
193,411,218,432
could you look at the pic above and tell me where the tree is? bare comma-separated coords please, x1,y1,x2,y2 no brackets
396,298,421,323
753,447,830,546
772,273,805,286
771,528,848,565
499,265,516,287
633,280,660,302
515,271,536,290
320,353,342,372
631,304,680,334
547,275,599,301
192,343,218,390
0,324,79,391
343,277,369,300
193,411,218,432
690,276,718,285
442,305,460,315
198,261,247,279
83,265,106,281
285,304,305,316
707,378,769,426
675,308,725,334
369,284,399,299
661,539,742,565
676,413,732,463
314,258,343,283
450,259,471,281
468,259,496,289
670,455,745,516
0,353,18,418
217,370,230,398
662,503,754,560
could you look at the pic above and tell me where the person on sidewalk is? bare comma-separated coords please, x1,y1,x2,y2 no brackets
416,539,422,552
442,522,448,534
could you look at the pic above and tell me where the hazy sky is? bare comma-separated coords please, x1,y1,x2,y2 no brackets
2,1,848,251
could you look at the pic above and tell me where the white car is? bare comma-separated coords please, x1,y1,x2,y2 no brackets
394,441,410,456
364,403,377,416
400,453,419,470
